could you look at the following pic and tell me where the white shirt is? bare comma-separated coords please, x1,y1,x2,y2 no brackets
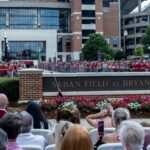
16,133,46,149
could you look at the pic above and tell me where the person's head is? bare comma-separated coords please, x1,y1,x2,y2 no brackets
0,128,8,150
57,107,80,124
61,124,93,150
101,102,113,114
112,108,130,130
0,113,22,140
26,101,47,128
119,120,144,150
0,94,8,109
19,111,33,133
55,120,73,150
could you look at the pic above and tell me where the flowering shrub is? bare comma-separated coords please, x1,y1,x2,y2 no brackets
58,101,77,110
128,102,141,112
41,95,150,114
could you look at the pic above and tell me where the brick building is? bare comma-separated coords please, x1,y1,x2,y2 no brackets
0,0,119,61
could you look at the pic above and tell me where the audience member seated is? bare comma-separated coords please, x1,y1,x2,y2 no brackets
94,108,130,149
119,120,144,150
55,120,73,150
16,111,47,149
26,101,49,129
0,113,23,150
56,107,80,124
61,124,93,150
0,128,8,150
0,93,8,118
86,103,113,128
143,132,150,150
47,104,80,145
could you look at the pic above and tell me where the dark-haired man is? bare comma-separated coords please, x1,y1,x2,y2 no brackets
0,113,23,150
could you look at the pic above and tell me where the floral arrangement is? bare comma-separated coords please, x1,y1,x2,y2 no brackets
41,95,150,114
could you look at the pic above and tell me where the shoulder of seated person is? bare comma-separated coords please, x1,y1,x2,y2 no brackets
102,134,114,142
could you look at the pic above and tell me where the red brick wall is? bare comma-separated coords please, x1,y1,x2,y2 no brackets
71,0,82,52
103,2,119,36
19,69,43,100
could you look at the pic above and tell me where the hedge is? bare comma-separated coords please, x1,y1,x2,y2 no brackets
0,77,19,101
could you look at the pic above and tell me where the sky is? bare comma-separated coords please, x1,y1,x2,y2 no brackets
131,0,150,13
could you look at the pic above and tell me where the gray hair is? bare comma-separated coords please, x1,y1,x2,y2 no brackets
0,94,8,109
55,120,73,150
19,111,33,133
112,108,130,130
0,128,8,150
102,103,113,112
119,120,144,150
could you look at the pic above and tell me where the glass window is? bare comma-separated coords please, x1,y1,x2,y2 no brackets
9,8,38,29
82,0,95,4
4,41,46,60
82,10,95,17
40,9,70,32
0,9,6,29
82,30,95,37
82,19,95,24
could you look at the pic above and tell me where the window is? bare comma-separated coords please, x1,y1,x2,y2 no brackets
82,10,95,17
82,19,95,24
82,30,95,37
6,41,46,60
9,8,37,29
0,9,6,29
82,0,95,4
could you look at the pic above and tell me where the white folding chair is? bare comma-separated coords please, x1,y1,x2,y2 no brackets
104,128,115,134
144,127,150,133
90,128,98,145
21,145,43,150
90,128,115,145
45,144,55,150
147,145,150,150
97,143,123,150
31,129,52,142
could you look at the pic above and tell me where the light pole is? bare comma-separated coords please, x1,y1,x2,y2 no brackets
3,33,9,62
124,30,128,58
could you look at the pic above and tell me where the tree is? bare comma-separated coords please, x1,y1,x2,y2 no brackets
114,50,125,60
82,33,114,61
142,26,150,54
134,47,144,57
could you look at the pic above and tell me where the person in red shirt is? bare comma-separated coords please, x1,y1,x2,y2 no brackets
0,94,8,118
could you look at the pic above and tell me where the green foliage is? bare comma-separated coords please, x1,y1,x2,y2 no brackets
114,50,125,60
82,33,114,60
134,47,144,56
142,26,150,53
128,102,141,112
0,77,19,101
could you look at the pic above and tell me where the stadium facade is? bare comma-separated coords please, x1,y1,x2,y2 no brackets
0,0,119,61
121,0,150,56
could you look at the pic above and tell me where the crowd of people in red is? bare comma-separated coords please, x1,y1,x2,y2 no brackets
1,59,150,77
38,60,150,72
0,61,26,77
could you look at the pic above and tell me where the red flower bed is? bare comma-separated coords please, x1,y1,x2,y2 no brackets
41,95,150,115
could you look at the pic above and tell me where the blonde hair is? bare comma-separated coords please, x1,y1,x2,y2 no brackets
61,124,93,150
55,121,73,150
